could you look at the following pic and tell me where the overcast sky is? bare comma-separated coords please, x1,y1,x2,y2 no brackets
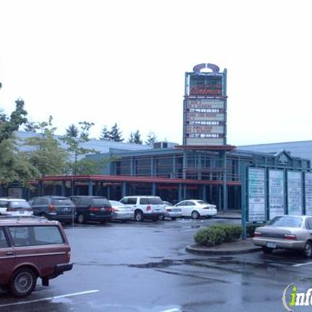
0,0,311,146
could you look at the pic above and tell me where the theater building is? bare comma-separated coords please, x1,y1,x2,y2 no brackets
12,63,312,221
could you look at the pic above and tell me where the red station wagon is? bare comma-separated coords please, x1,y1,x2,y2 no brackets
0,216,73,297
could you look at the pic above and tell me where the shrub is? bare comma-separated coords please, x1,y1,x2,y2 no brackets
210,224,242,242
246,222,267,237
194,227,226,247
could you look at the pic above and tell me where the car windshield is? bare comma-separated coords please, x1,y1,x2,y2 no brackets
53,199,73,205
269,216,303,228
92,199,110,206
149,198,163,204
10,201,31,209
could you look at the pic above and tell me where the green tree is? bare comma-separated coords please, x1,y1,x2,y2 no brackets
0,99,40,187
110,123,123,142
22,116,68,177
0,98,28,143
0,136,40,187
99,126,110,140
145,132,157,145
128,130,142,144
23,121,38,132
100,123,124,142
60,121,101,175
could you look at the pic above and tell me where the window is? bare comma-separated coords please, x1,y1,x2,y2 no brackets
127,198,137,205
0,201,8,208
306,218,312,230
8,226,30,247
0,228,8,248
8,226,64,247
33,226,64,245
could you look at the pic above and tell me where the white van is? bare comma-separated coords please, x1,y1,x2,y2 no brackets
119,196,165,222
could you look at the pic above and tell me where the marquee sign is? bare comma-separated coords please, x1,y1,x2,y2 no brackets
193,63,220,74
183,63,227,146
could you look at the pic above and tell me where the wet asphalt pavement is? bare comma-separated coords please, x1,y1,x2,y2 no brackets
1,218,312,312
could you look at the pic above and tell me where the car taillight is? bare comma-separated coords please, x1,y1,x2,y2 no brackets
284,234,297,240
89,207,100,212
146,205,151,211
112,208,119,212
66,251,71,262
253,231,262,237
105,207,113,212
49,205,56,212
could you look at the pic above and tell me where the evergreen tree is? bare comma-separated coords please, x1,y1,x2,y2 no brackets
145,132,157,145
110,123,123,142
99,126,110,140
128,130,142,144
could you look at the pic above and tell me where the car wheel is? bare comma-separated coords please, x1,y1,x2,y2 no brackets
9,268,37,297
191,211,200,219
134,210,143,222
303,241,312,257
77,213,85,224
158,214,165,221
262,247,273,254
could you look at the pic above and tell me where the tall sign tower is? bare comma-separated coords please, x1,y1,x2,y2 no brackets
183,63,227,146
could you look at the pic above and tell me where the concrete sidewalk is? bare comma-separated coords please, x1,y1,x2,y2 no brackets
215,210,242,220
185,238,261,255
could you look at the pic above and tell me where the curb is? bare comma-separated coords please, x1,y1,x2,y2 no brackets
185,244,262,255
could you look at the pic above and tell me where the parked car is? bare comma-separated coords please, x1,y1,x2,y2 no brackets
0,198,33,216
0,216,73,297
109,200,134,222
29,196,76,224
253,215,312,257
174,199,217,219
119,196,165,222
70,196,113,224
159,201,182,220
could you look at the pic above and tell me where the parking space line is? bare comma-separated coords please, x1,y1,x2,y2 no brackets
293,262,312,267
0,289,99,308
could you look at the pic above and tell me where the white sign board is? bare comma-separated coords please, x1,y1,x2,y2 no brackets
248,168,266,222
287,171,302,215
268,170,285,219
305,172,312,215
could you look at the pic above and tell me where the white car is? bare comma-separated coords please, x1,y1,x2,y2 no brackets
159,201,183,220
175,199,217,219
0,198,33,216
119,196,165,222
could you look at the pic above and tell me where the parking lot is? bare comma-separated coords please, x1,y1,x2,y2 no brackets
2,218,312,312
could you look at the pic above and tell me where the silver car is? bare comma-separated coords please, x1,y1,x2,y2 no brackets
109,200,134,222
253,215,312,257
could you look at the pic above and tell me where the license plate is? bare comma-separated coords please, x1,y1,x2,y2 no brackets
266,242,276,248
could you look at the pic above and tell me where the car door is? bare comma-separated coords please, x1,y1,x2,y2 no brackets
31,197,48,216
0,200,9,215
0,227,15,285
176,200,191,217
